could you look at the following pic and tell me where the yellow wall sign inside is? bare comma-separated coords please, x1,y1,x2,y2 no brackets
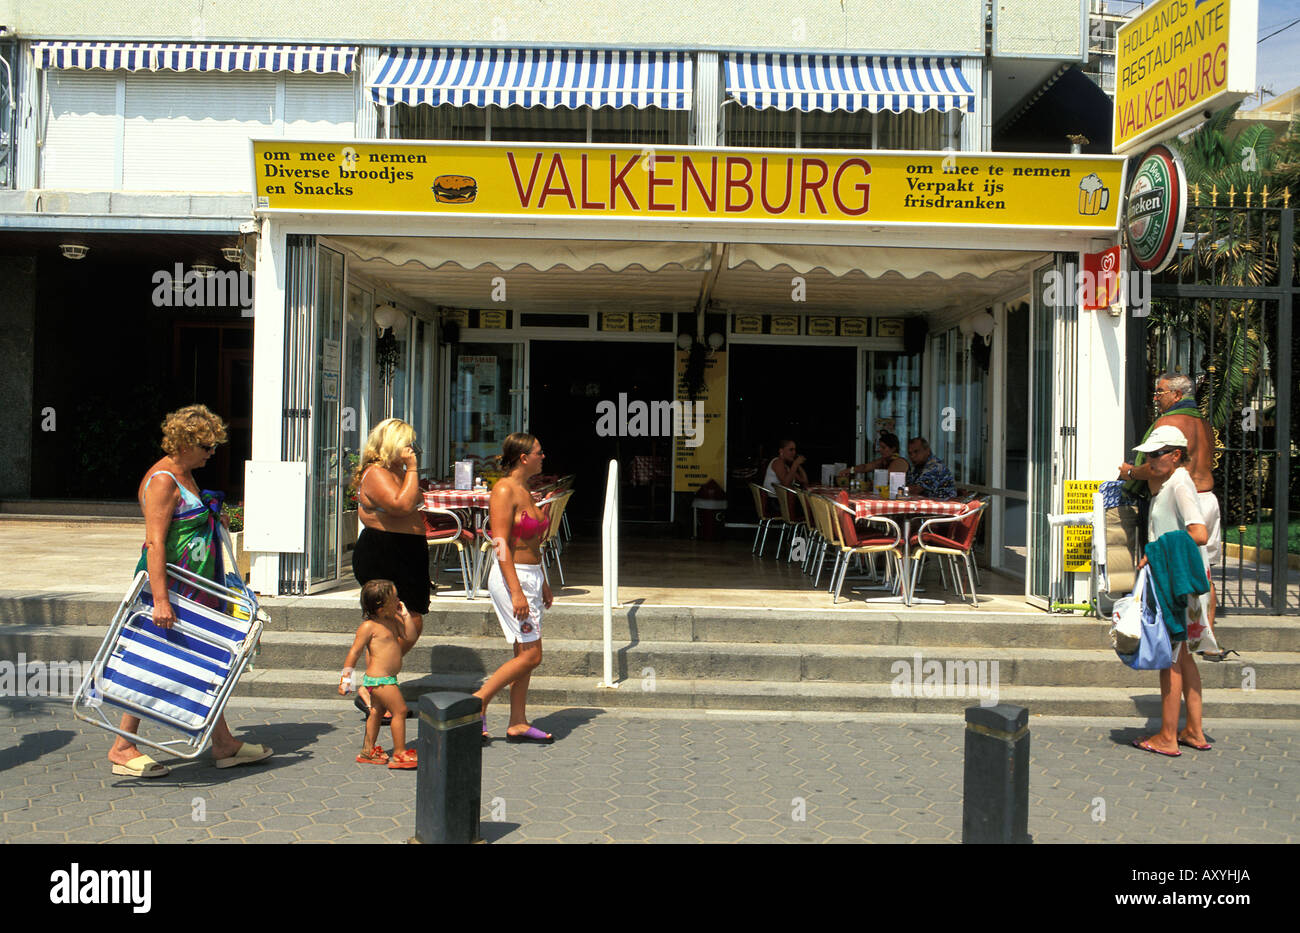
1114,0,1257,155
1063,480,1103,572
252,140,1124,230
673,350,726,494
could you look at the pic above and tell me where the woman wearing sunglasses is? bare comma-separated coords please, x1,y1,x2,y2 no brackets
1130,425,1211,758
109,404,272,778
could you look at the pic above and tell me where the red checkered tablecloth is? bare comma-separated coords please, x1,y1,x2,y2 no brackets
804,487,972,522
422,488,490,510
422,485,551,511
850,496,971,522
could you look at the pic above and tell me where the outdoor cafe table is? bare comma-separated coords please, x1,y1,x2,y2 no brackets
420,481,555,595
807,488,971,606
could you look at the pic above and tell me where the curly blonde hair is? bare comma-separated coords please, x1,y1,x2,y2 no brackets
160,404,228,456
353,418,417,487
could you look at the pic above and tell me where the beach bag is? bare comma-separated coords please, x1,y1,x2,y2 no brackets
1108,566,1145,656
1113,566,1173,670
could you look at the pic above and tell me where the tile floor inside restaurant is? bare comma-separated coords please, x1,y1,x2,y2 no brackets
0,518,1035,613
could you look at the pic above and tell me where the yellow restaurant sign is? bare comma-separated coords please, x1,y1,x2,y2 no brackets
252,140,1124,230
1113,0,1257,155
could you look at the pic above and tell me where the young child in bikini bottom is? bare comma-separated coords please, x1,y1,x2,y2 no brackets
339,579,418,769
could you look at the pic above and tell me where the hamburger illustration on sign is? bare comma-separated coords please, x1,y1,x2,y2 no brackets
433,174,477,203
1124,144,1187,275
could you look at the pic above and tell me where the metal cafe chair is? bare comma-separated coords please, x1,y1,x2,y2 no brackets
537,489,575,586
909,499,988,607
826,496,902,604
748,483,784,557
422,506,479,600
774,484,812,562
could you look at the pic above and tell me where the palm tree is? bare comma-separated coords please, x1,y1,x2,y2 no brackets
1145,106,1299,525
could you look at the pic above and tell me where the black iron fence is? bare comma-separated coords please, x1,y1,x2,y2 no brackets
1134,189,1296,614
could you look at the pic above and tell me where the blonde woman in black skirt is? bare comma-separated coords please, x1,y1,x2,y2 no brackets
351,418,427,718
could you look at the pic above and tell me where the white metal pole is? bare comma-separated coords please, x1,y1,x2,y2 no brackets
599,458,619,688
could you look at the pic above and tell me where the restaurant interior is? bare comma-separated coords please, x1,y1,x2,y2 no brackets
317,233,1052,608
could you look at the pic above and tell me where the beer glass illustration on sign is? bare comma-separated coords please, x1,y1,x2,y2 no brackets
1078,174,1110,216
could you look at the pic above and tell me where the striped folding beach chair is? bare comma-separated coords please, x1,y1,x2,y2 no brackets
72,529,267,759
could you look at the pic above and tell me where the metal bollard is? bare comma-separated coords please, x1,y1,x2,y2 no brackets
961,704,1030,844
412,692,482,844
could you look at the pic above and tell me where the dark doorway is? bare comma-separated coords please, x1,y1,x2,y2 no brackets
528,339,675,524
728,344,858,521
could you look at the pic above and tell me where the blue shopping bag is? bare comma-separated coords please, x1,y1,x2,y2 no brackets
1117,567,1173,671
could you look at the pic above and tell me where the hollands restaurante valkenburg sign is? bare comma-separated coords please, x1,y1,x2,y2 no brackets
1113,0,1258,155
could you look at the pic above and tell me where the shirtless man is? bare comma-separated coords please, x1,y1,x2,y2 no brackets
1119,373,1222,643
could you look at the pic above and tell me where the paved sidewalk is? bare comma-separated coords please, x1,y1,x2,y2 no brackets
1,698,1296,844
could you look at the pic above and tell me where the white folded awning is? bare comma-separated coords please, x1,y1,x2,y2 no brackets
33,42,357,74
369,48,693,110
340,236,712,274
724,54,974,113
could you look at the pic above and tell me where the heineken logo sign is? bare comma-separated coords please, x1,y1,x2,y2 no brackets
1125,144,1187,274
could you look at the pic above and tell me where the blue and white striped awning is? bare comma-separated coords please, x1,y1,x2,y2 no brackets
370,48,693,110
33,42,356,75
725,54,974,114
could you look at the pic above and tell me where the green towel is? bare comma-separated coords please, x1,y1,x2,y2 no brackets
1123,397,1203,499
1144,530,1209,641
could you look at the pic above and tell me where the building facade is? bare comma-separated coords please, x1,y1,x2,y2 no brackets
0,0,1133,607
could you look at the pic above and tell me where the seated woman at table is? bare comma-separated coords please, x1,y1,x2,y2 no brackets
841,432,909,480
351,418,427,716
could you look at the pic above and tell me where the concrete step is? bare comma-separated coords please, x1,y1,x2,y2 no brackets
236,669,1300,720
3,624,1293,692
0,500,142,520
2,592,1294,652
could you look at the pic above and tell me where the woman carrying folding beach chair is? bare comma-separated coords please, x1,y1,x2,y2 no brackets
105,405,273,779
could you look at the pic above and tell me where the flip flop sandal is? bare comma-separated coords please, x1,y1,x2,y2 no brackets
214,742,273,769
1132,739,1181,758
387,749,418,770
1178,738,1212,751
506,725,554,744
111,754,170,778
356,745,390,765
1199,649,1239,662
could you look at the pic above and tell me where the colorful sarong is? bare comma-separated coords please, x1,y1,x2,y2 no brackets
135,491,226,606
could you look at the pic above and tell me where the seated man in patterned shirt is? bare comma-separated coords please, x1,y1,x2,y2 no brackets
905,437,957,500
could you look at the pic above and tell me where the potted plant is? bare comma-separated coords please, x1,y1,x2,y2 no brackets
342,453,361,556
225,503,251,582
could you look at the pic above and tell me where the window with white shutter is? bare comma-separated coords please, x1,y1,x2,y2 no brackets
43,70,119,188
123,72,277,192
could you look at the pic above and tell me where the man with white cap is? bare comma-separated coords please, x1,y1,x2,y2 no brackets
1119,373,1221,649
1130,424,1212,757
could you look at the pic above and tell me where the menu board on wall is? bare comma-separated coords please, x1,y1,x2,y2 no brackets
673,350,726,494
602,311,630,331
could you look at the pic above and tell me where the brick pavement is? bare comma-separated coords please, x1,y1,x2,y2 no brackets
1,698,1296,844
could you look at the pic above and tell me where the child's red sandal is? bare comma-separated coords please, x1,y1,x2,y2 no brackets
356,746,389,765
387,749,418,770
